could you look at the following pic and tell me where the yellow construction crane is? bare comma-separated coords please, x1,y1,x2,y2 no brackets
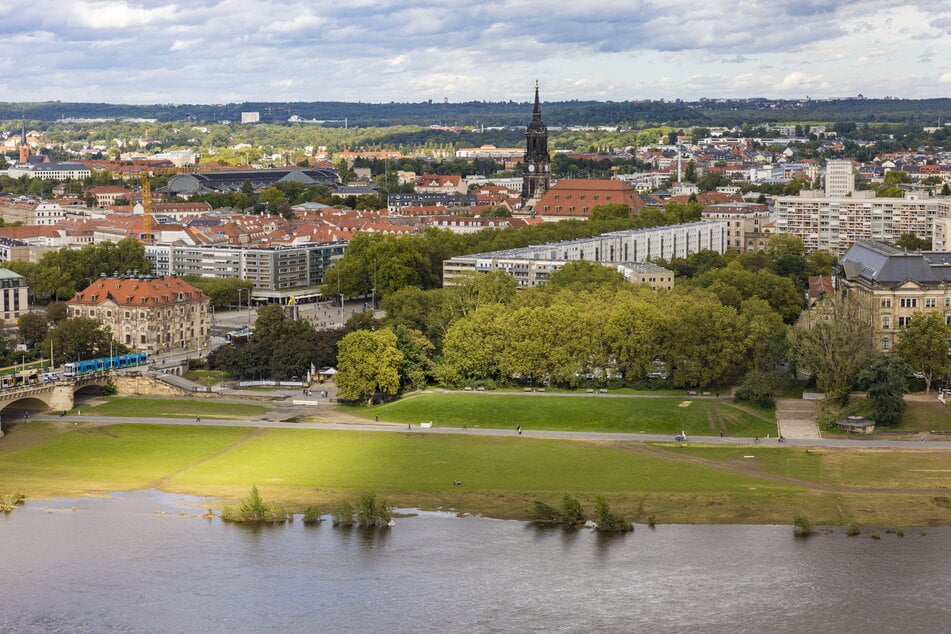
141,172,153,244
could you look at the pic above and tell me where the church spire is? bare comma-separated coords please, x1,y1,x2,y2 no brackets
19,115,29,164
533,80,541,121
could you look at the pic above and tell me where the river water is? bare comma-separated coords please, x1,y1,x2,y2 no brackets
1,490,949,633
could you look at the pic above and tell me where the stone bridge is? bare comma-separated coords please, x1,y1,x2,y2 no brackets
0,374,116,427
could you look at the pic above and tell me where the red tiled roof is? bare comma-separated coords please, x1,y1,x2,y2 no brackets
69,277,207,307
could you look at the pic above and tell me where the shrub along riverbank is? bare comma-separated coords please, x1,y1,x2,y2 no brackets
1,422,950,526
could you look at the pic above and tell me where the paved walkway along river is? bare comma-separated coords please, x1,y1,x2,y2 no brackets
29,411,951,450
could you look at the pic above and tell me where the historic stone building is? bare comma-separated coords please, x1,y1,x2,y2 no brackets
700,202,772,252
836,240,951,353
0,268,29,324
521,83,551,209
67,276,210,354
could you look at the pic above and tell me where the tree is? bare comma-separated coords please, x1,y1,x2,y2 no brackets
42,317,120,365
894,311,950,393
683,159,697,183
393,325,435,392
883,170,912,186
545,261,626,293
480,205,512,218
659,294,747,388
858,355,909,425
182,275,253,309
335,328,403,404
766,234,805,259
440,303,510,382
589,203,631,220
895,233,931,251
46,302,68,322
789,293,873,405
18,312,49,349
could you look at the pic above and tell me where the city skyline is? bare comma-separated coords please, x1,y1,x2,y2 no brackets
0,1,949,105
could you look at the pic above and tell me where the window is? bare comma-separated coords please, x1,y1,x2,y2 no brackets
882,338,889,350
898,316,912,327
926,298,937,308
882,316,890,329
900,298,918,308
881,298,892,308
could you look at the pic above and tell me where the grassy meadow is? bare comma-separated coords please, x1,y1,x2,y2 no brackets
341,392,776,437
2,421,950,526
75,397,269,419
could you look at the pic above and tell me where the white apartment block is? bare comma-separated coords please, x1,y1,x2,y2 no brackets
825,160,856,197
443,221,726,288
773,190,951,254
32,203,66,225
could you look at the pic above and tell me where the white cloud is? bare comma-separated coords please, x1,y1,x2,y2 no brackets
67,1,179,29
0,0,948,102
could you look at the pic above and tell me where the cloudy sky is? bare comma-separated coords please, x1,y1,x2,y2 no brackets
1,0,949,104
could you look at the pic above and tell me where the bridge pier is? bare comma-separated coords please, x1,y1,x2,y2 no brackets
48,385,75,413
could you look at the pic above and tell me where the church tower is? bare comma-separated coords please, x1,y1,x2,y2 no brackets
18,119,29,164
522,82,550,208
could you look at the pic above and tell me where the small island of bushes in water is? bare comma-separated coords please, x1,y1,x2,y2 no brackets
221,486,391,527
530,494,633,533
1,491,26,513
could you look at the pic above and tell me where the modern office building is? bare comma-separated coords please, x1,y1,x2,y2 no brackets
145,241,347,295
824,160,856,197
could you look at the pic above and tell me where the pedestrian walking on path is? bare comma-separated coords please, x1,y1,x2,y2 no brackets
516,423,521,435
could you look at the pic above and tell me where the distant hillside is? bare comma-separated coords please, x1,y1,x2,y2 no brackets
0,98,948,127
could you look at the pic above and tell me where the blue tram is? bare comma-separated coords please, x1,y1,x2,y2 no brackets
63,352,149,378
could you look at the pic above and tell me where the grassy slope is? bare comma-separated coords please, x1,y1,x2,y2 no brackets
342,392,776,436
0,423,249,496
3,422,950,525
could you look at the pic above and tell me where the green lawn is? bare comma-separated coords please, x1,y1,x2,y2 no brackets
342,393,776,437
183,370,227,387
0,423,249,495
2,422,950,525
900,400,951,431
176,429,778,495
77,397,269,419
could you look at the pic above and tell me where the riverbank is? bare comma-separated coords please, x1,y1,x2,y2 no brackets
3,421,951,526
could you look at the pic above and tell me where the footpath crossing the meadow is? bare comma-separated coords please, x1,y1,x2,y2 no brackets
775,398,821,440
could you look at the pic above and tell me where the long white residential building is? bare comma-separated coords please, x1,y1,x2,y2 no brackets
443,221,727,288
773,190,951,254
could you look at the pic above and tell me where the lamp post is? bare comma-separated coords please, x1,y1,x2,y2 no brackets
371,260,377,312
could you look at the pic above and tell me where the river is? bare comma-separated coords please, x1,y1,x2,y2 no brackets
1,490,949,633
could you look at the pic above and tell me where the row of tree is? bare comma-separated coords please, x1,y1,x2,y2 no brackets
5,238,151,302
